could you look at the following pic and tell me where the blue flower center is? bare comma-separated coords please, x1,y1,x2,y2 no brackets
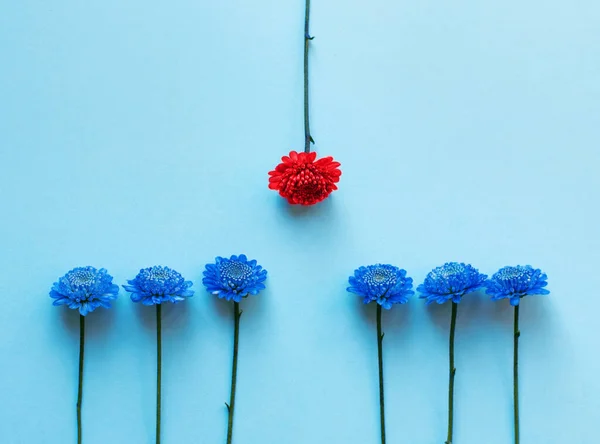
68,269,96,287
221,261,252,284
496,266,528,281
366,267,396,287
433,263,465,280
373,270,387,283
148,267,173,281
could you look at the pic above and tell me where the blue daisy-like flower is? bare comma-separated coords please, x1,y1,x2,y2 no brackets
123,266,194,305
347,264,414,309
50,266,119,316
486,265,549,306
202,254,267,302
418,262,487,305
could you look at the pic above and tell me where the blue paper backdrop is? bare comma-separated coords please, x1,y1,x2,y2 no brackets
1,0,599,443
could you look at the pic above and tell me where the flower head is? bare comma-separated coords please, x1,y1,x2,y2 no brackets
268,151,341,205
347,264,414,309
50,266,119,316
202,254,267,302
486,265,549,306
123,266,194,305
418,262,487,305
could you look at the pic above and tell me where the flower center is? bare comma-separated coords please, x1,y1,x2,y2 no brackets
366,267,395,287
433,263,465,280
497,266,527,281
372,270,388,283
68,269,96,287
222,261,251,281
148,267,172,281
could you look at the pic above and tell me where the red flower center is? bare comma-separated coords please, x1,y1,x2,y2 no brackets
268,151,342,206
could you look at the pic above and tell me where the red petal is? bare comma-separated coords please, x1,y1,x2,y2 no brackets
315,156,333,165
297,151,309,163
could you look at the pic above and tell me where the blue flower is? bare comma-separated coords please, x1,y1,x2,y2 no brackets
347,264,414,309
418,262,487,305
123,266,194,305
50,266,119,316
202,254,267,302
486,265,549,306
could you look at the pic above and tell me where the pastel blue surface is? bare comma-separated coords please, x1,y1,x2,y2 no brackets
1,0,599,443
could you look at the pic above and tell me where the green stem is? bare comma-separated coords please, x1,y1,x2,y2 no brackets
303,0,314,153
446,302,458,444
156,304,162,444
376,305,386,444
77,315,85,444
226,302,241,444
514,305,520,444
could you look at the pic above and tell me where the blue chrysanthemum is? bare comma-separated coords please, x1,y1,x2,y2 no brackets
486,265,549,306
418,262,487,305
50,266,119,316
123,266,194,305
202,254,267,302
347,264,414,309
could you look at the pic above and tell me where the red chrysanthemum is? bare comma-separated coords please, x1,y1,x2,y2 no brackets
268,151,342,205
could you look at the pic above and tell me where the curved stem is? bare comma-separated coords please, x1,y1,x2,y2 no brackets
156,304,162,444
446,302,458,444
226,302,241,444
376,305,386,444
514,305,520,444
77,315,85,444
303,0,313,153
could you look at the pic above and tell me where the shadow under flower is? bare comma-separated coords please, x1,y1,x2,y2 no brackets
424,290,487,335
207,284,272,338
353,298,414,370
488,294,561,365
356,299,412,335
59,305,80,333
85,305,117,339
275,192,337,219
59,304,117,339
133,300,191,334
488,295,551,330
208,291,233,321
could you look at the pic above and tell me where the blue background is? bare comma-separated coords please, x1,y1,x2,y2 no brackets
1,0,599,443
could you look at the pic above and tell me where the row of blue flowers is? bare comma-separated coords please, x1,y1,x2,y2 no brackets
51,260,548,316
347,262,548,444
348,262,548,308
50,258,548,444
50,254,267,315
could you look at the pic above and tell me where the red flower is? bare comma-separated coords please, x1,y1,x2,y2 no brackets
268,151,342,205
